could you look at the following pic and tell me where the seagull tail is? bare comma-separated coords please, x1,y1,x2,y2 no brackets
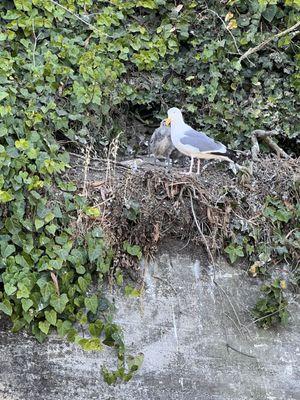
211,149,249,163
224,149,238,162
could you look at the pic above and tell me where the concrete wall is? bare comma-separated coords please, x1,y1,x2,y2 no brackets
0,244,299,400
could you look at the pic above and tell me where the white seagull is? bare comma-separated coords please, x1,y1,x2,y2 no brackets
165,107,232,174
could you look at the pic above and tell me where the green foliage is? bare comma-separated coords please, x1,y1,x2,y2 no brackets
225,194,299,327
252,279,289,328
124,285,141,298
102,353,144,385
123,200,140,223
263,196,294,223
0,0,146,382
225,243,244,263
0,0,298,158
123,241,142,260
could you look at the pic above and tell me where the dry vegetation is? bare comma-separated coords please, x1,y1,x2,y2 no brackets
67,152,299,281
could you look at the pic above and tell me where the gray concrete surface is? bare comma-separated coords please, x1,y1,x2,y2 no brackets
0,245,299,400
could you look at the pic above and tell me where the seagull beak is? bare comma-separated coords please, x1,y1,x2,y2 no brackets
165,117,171,126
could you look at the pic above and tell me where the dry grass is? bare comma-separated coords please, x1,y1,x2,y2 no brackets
66,154,299,279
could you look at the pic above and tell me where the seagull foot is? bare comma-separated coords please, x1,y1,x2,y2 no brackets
178,170,193,175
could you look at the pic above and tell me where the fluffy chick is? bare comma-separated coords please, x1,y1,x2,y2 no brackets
149,120,175,167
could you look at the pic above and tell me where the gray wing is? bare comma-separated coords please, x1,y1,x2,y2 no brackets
180,129,226,153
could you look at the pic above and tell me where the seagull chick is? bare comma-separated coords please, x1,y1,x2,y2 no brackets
166,107,233,174
149,119,175,168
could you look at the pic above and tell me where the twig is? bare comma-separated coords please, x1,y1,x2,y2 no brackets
285,228,298,240
189,192,214,266
31,21,42,68
190,192,251,341
264,136,290,159
152,275,177,294
226,343,256,359
49,0,111,37
215,280,249,335
239,21,300,62
50,272,60,296
224,312,247,340
69,152,131,169
82,145,91,198
251,130,289,161
246,310,280,327
32,21,37,67
204,9,241,57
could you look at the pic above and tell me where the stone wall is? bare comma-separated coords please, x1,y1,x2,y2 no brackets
0,244,299,400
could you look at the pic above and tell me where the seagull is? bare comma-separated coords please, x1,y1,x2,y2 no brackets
165,107,233,174
149,119,175,168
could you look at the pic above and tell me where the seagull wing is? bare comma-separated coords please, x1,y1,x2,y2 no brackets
180,128,226,154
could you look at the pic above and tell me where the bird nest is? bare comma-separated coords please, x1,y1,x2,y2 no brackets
66,152,299,281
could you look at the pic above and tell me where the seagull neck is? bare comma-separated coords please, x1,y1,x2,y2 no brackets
171,118,185,131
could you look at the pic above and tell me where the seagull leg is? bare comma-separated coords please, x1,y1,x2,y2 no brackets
166,155,171,171
197,159,201,175
188,157,194,174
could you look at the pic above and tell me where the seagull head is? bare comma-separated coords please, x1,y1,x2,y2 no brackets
165,107,184,126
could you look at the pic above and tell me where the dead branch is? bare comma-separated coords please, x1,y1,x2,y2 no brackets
251,129,289,161
205,9,240,55
239,21,300,62
226,343,256,359
264,137,290,159
205,8,256,67
82,145,91,197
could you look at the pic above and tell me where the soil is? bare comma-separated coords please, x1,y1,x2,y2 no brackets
65,153,299,281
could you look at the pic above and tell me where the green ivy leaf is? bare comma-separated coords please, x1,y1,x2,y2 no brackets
123,241,142,260
15,139,29,150
78,337,103,351
46,224,57,235
50,294,69,314
75,265,86,274
45,309,57,326
38,320,50,335
0,91,9,101
224,244,244,263
125,285,141,298
0,190,14,203
262,5,277,22
89,320,104,337
40,282,55,302
78,276,89,293
0,299,13,316
56,319,73,337
84,206,101,218
4,283,17,296
44,212,55,223
21,298,33,312
2,244,16,258
34,218,44,230
84,294,98,314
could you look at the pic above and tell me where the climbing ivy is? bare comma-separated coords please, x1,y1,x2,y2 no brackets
1,1,299,152
225,194,299,327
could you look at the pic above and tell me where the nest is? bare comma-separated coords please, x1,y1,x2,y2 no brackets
66,154,299,279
